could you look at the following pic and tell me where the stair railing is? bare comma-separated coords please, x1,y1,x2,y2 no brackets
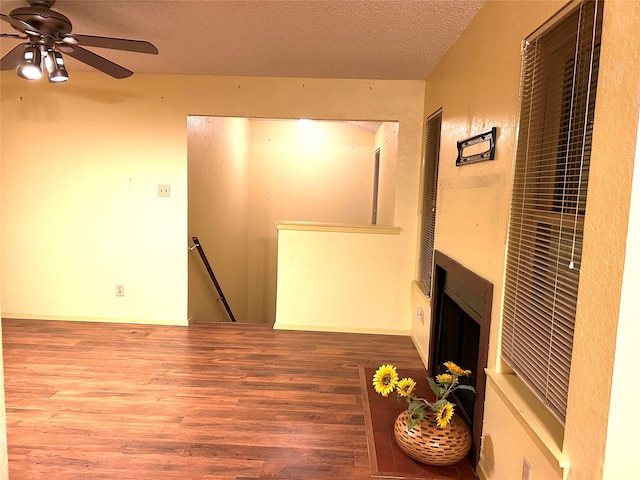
189,236,237,322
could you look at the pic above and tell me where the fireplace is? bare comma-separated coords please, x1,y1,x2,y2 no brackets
429,250,492,468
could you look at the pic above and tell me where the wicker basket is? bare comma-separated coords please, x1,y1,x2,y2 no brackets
393,409,472,466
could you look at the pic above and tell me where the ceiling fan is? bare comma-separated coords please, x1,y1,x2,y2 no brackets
0,0,158,82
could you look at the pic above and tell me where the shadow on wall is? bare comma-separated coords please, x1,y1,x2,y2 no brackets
479,435,494,477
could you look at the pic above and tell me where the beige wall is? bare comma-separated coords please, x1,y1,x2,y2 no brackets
1,75,189,325
415,0,640,478
0,143,8,478
374,121,399,226
603,110,640,479
248,120,378,227
480,384,564,480
187,116,250,323
563,1,639,477
247,120,379,323
1,75,424,327
275,223,406,334
0,327,6,480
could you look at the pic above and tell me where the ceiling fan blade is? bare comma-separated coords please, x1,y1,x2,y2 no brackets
0,42,27,70
1,33,25,39
0,13,46,37
63,45,133,79
63,34,158,55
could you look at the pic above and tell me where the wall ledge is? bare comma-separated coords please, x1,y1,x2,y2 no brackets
412,279,432,303
485,369,570,479
1,312,190,327
276,221,402,235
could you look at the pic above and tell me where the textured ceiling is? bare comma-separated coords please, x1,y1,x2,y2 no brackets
0,0,485,80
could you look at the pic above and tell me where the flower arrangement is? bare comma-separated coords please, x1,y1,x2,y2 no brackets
372,361,475,431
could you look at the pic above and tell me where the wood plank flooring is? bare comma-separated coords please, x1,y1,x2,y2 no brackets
2,319,425,479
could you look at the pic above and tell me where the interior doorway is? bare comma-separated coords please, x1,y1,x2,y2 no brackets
187,117,399,324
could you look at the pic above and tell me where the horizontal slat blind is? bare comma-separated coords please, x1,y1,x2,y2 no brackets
419,111,442,296
501,0,602,423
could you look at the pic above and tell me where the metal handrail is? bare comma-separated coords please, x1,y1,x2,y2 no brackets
189,236,237,322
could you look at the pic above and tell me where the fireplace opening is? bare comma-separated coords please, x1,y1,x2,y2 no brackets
429,251,492,469
432,290,480,426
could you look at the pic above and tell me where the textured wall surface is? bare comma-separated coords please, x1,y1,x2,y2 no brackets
563,1,640,477
416,0,640,478
603,109,640,480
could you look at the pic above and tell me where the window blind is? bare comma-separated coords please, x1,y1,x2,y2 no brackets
419,111,442,296
501,0,602,424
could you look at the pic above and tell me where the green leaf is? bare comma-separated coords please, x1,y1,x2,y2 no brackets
431,399,449,412
408,400,424,413
406,409,425,431
427,377,441,396
455,384,477,393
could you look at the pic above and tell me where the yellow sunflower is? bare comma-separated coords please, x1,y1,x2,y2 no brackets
396,377,416,397
443,361,471,376
435,403,454,428
372,364,398,397
436,373,456,385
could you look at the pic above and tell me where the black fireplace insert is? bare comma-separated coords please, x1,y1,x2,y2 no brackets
429,251,493,469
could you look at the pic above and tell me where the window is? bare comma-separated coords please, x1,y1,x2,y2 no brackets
419,110,442,296
501,0,602,424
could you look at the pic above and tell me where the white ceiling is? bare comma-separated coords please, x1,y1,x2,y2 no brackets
0,0,485,81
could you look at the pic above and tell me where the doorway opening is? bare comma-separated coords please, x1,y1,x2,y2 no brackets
187,117,399,324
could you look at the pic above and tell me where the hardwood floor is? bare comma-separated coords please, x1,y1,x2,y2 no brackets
2,319,425,479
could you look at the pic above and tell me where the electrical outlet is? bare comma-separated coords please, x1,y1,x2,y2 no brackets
522,458,532,480
416,306,424,324
116,284,125,297
158,184,171,197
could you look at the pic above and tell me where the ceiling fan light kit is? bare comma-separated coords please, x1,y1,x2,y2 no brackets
44,48,68,82
16,43,40,79
1,0,158,83
15,44,67,82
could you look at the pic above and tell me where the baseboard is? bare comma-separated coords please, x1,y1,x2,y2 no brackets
1,312,190,327
410,333,430,368
273,322,411,336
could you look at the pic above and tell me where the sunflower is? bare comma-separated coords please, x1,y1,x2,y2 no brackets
435,403,454,428
396,377,416,397
372,364,398,397
435,373,456,385
443,361,471,377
